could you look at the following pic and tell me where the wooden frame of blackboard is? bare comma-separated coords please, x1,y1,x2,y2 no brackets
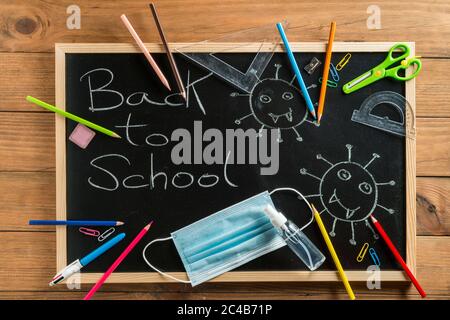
55,42,416,284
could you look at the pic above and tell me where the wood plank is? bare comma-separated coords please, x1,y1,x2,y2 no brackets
0,172,55,231
0,113,448,175
416,118,450,176
1,173,447,235
0,112,55,172
0,232,448,297
417,177,450,236
1,1,450,57
1,53,450,117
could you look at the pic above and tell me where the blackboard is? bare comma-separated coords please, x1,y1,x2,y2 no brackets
55,43,416,283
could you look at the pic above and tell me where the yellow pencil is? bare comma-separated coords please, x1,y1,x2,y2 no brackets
312,204,355,300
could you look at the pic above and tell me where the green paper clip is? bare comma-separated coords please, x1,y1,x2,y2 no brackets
319,77,338,88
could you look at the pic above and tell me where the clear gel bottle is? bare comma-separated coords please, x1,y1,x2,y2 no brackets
264,205,325,271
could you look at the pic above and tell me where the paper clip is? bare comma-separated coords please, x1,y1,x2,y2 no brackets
336,53,351,71
79,227,100,237
98,227,115,242
319,77,338,88
356,242,369,262
329,63,340,82
369,248,381,266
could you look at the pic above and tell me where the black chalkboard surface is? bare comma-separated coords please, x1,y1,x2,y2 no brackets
59,43,414,282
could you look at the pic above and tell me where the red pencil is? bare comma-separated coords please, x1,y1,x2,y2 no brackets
83,221,153,300
370,215,426,298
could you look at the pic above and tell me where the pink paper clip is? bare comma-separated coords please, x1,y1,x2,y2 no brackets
79,227,101,237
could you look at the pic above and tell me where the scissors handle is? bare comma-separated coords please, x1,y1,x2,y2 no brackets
386,58,422,81
382,43,411,68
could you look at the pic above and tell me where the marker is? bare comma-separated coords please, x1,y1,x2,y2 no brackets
50,233,126,286
26,96,121,139
370,215,426,298
29,220,124,227
276,22,317,119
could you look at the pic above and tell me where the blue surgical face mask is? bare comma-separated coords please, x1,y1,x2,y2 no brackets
143,191,286,286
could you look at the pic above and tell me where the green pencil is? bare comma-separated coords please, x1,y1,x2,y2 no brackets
26,96,121,139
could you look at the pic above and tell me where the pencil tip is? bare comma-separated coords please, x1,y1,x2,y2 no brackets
311,109,317,119
145,221,154,230
116,221,124,226
370,215,377,223
181,91,187,101
112,133,122,139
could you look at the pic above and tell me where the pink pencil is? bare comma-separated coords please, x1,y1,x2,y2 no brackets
83,221,153,300
120,14,171,91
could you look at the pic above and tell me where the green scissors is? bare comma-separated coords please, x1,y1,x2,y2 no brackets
343,43,422,94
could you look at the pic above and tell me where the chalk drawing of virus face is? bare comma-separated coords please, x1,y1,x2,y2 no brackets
300,144,396,245
231,64,317,143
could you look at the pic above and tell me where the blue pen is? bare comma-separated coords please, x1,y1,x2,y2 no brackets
49,233,126,286
276,22,317,119
29,220,124,227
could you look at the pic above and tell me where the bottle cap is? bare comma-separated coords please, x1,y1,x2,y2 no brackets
264,205,287,228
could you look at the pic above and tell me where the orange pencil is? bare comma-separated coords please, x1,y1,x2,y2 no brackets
317,22,336,123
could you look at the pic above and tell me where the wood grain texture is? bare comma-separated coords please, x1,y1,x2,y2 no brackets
1,1,450,57
1,53,450,117
0,112,55,172
0,172,55,231
0,232,447,298
416,118,450,176
417,177,450,236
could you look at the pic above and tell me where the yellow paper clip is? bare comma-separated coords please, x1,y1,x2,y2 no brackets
336,53,351,71
356,242,369,262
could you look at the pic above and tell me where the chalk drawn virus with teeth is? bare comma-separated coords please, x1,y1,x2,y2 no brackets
231,64,317,143
300,144,396,245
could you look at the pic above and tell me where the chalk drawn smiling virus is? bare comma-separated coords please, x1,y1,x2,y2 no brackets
300,144,396,245
231,64,317,143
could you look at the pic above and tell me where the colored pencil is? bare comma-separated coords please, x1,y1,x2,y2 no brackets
26,96,121,139
83,221,153,300
312,204,355,300
317,22,336,123
370,215,426,298
29,220,124,226
276,22,316,119
120,14,171,91
148,3,186,100
50,233,126,286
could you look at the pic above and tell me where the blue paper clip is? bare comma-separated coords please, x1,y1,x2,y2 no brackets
369,248,381,266
330,63,340,82
319,77,338,88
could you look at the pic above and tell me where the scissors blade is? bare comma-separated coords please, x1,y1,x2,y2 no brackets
343,70,372,94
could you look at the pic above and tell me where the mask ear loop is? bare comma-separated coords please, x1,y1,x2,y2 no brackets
142,237,191,284
269,187,314,231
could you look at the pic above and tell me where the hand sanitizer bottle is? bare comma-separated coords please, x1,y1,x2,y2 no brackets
264,205,325,271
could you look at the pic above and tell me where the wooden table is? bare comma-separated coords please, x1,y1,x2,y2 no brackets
0,0,449,300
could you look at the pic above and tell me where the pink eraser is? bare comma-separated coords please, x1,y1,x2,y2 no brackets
69,123,96,149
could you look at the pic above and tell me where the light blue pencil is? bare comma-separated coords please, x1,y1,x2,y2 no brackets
276,22,317,119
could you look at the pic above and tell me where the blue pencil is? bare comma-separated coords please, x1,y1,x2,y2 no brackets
29,220,124,226
50,233,126,286
276,22,317,119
